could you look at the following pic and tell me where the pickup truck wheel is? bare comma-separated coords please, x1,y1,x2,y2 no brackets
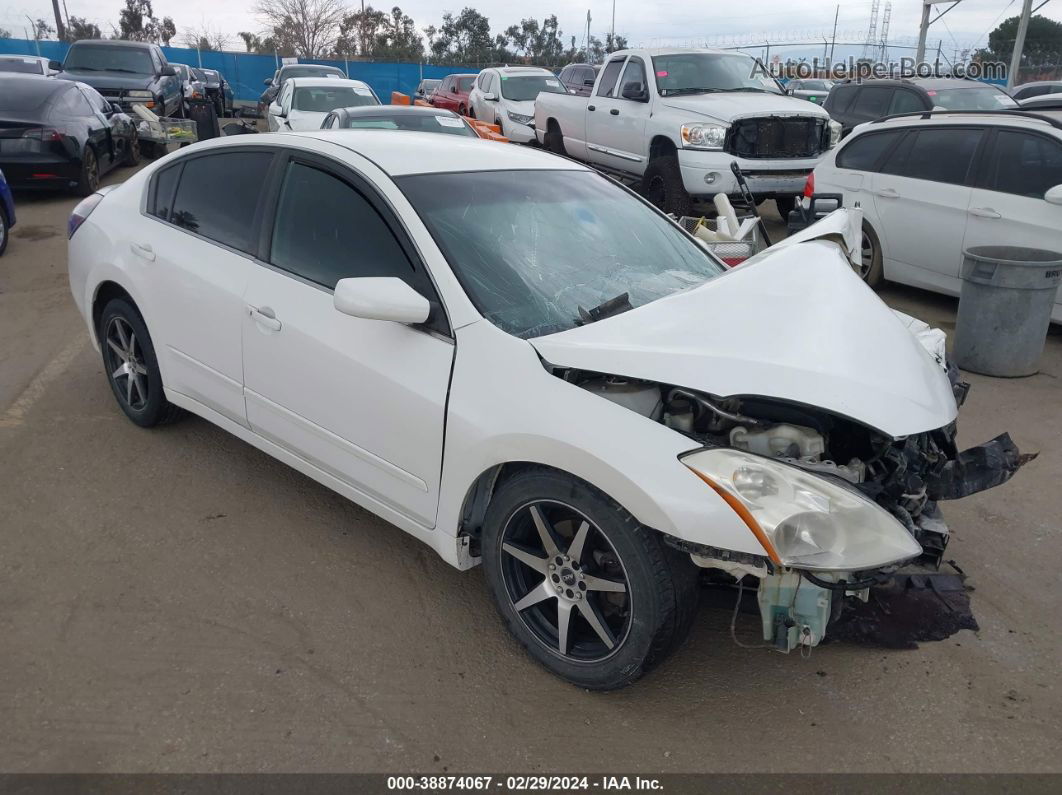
75,146,100,197
545,121,567,156
774,197,796,220
642,156,692,217
860,222,884,288
481,468,699,690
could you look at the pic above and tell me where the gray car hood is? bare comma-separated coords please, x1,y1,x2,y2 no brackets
530,237,957,439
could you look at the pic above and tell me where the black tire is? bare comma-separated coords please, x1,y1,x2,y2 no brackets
641,155,693,217
98,298,183,427
214,97,225,120
774,197,796,220
458,104,467,117
0,206,8,257
545,120,567,156
122,132,141,167
481,468,699,690
141,141,167,160
860,221,884,288
75,146,100,197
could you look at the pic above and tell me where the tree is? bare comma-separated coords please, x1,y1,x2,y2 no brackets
159,17,176,46
251,0,344,58
182,24,229,51
976,14,1062,68
63,17,103,42
114,0,173,44
501,16,565,65
429,7,496,65
605,33,628,54
0,27,12,39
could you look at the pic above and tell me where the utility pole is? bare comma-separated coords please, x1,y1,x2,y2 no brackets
50,0,65,41
610,0,616,51
1008,0,1034,88
915,2,933,62
829,4,838,61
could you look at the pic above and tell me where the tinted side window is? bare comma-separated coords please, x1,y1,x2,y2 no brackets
270,162,421,292
170,152,273,253
596,59,625,97
852,86,894,119
881,128,983,185
580,67,596,85
888,89,925,115
836,131,903,171
987,130,1062,198
55,86,94,116
826,84,857,113
557,66,571,86
151,164,181,220
619,58,646,98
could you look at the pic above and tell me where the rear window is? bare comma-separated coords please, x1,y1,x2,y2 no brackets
0,80,63,113
293,86,378,112
929,86,1017,110
0,58,44,75
281,66,343,81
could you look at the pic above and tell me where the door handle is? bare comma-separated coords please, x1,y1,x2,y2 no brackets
610,108,620,115
969,207,1002,219
130,242,155,261
248,305,282,332
874,188,899,199
588,104,596,111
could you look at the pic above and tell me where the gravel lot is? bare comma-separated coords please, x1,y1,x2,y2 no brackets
1,156,1060,773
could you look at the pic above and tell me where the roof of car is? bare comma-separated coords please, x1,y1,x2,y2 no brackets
197,130,589,177
0,73,70,95
1020,95,1062,108
861,109,1062,133
1016,80,1062,88
611,47,732,57
492,66,554,75
69,39,153,48
286,76,372,89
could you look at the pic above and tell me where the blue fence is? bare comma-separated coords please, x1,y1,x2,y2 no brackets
0,37,477,105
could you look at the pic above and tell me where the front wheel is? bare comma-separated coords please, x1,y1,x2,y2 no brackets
481,469,699,690
641,156,693,218
122,132,141,166
860,221,884,287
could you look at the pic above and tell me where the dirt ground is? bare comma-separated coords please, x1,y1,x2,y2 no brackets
1,154,1060,774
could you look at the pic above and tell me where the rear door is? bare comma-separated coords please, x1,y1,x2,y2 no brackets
870,125,986,293
138,148,276,424
963,127,1062,318
241,152,454,527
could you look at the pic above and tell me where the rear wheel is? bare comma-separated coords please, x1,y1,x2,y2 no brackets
98,299,183,427
76,146,99,196
860,222,884,287
774,197,796,220
545,120,567,156
641,156,693,217
481,469,699,690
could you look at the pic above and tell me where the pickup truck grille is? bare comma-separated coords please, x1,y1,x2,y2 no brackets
725,116,828,159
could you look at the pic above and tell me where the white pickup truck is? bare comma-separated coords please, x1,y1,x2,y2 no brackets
535,48,841,217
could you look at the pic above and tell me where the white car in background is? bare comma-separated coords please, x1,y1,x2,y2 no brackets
67,132,1026,689
467,66,567,143
268,77,380,132
809,109,1062,321
0,54,60,76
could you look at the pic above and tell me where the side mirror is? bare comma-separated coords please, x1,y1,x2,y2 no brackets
161,65,177,77
1046,185,1062,205
334,277,431,324
483,92,497,102
111,102,123,114
49,59,62,72
620,82,647,101
451,85,458,93
263,77,272,86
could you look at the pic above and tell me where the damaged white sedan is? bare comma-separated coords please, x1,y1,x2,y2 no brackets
68,132,1030,689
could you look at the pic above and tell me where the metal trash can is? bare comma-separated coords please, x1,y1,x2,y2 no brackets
953,246,1062,377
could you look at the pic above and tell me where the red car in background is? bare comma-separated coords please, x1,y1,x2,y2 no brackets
429,73,478,115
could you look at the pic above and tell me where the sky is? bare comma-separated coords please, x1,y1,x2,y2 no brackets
3,0,1061,60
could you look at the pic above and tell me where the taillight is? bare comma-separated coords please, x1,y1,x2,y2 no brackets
22,127,63,142
803,171,815,199
68,192,105,239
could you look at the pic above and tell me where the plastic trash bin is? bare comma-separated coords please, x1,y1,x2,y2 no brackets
953,246,1062,377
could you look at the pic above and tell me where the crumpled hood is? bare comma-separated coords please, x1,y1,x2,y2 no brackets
504,100,536,118
661,92,831,124
530,241,958,438
285,110,328,131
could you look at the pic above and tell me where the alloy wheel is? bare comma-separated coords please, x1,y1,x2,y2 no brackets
499,500,632,662
859,230,875,279
104,316,149,411
85,149,99,191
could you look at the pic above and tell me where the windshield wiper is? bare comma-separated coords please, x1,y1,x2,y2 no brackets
662,87,719,96
67,66,97,71
576,292,633,326
106,68,143,74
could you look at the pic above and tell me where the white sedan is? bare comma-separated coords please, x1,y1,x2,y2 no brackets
268,77,380,132
68,132,1025,688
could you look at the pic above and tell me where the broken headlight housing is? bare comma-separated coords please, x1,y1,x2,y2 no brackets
683,448,922,572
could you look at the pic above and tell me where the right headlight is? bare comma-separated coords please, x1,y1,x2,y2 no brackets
828,119,842,148
680,122,727,150
682,448,921,572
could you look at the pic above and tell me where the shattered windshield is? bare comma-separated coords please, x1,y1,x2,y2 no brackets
398,170,726,338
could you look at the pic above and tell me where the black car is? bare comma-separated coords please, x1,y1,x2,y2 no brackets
258,64,346,116
557,63,599,97
196,68,234,118
321,105,478,137
0,75,139,195
56,39,182,158
824,77,1020,135
1011,80,1062,101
